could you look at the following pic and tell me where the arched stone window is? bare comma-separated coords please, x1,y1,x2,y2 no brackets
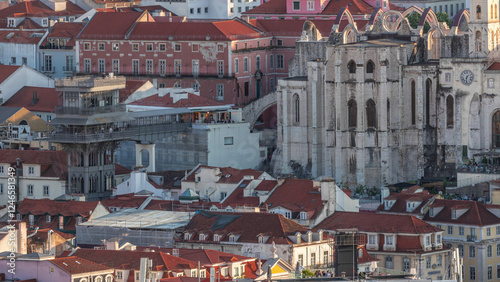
491,4,494,19
477,5,482,19
256,55,261,71
348,60,356,74
446,95,454,128
366,60,375,74
366,99,377,128
476,31,482,52
411,80,416,125
493,111,500,148
496,4,498,18
348,99,357,128
294,94,300,124
425,79,432,126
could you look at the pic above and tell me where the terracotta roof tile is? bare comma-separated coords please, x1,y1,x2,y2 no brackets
115,163,133,175
3,87,58,112
0,30,45,44
51,256,112,274
19,198,99,217
181,211,308,244
78,12,145,39
0,149,67,179
183,165,264,184
264,179,323,219
136,247,253,265
243,0,287,14
100,194,148,209
423,199,500,226
221,186,260,209
488,62,500,70
68,249,198,271
254,180,277,191
119,80,151,102
0,1,85,28
316,211,441,234
0,65,20,84
377,191,434,214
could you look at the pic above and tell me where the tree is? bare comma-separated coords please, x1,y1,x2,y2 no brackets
436,12,452,28
405,11,452,33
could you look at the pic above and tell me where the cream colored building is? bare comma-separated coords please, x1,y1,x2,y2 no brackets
424,199,500,281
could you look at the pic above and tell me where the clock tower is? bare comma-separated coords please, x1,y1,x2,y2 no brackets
468,0,500,58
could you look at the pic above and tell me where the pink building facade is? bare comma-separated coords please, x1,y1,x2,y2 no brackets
76,12,298,107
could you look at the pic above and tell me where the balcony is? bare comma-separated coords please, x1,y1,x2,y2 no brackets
55,104,126,115
41,66,55,73
63,66,76,73
467,235,477,242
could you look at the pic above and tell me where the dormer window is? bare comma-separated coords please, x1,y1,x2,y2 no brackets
46,215,51,222
229,235,236,242
258,235,264,243
451,209,457,219
425,235,431,246
436,233,442,244
42,18,48,27
7,18,14,27
199,234,206,241
184,233,191,240
385,235,394,246
429,208,434,217
29,214,34,225
300,212,307,220
296,233,301,244
59,216,64,229
213,234,220,241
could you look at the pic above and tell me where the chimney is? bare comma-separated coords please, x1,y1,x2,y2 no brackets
17,222,27,254
19,25,23,31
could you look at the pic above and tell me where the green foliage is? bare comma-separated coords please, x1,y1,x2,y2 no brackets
405,12,452,34
302,270,314,278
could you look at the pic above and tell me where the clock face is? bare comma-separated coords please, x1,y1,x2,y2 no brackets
460,70,474,85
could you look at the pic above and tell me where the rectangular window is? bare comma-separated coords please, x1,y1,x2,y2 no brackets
224,137,233,145
497,244,500,256
174,43,181,52
112,59,119,74
489,266,493,280
459,227,465,236
29,214,34,225
448,225,453,235
489,78,495,88
112,43,119,51
293,0,300,10
159,43,166,51
190,8,193,14
277,39,283,46
44,55,52,72
488,245,493,257
270,78,275,92
146,43,153,52
28,167,35,175
426,257,431,269
307,0,314,10
205,7,208,13
84,42,90,51
310,253,316,265
497,226,500,235
470,245,476,258
234,58,239,74
22,57,27,65
98,58,105,73
437,254,442,267
146,60,153,75
298,254,303,266
385,256,393,269
244,81,249,96
0,184,3,194
497,265,500,279
43,185,49,196
217,84,224,101
277,54,284,69
217,60,224,76
0,166,3,174
470,266,475,280
159,60,166,76
65,56,73,72
27,184,33,195
84,59,91,73
270,54,274,69
132,43,139,51
488,228,491,236
175,60,182,76
244,57,248,72
192,60,199,77
132,59,139,75
98,42,105,51
192,44,199,52
385,235,394,246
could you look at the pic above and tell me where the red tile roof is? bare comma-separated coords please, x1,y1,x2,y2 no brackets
51,256,112,274
0,1,85,27
3,87,58,112
316,211,441,234
100,194,148,209
180,211,309,244
212,20,261,39
377,190,434,215
42,22,85,47
136,247,253,265
0,30,45,44
0,65,20,84
129,93,225,108
18,18,42,29
119,80,151,102
115,163,133,175
0,149,67,179
424,199,500,226
488,62,500,70
145,199,222,211
254,179,277,191
19,198,100,218
357,246,378,264
264,179,323,219
78,12,146,39
221,185,260,209
68,249,198,271
28,228,75,241
244,0,375,15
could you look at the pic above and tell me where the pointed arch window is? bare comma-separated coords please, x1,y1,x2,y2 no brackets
496,4,498,18
446,95,454,128
476,31,482,52
366,60,375,74
493,111,500,148
425,79,432,126
411,80,416,125
477,5,482,19
491,4,494,19
348,60,356,74
348,99,357,128
366,99,377,128
294,94,300,124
